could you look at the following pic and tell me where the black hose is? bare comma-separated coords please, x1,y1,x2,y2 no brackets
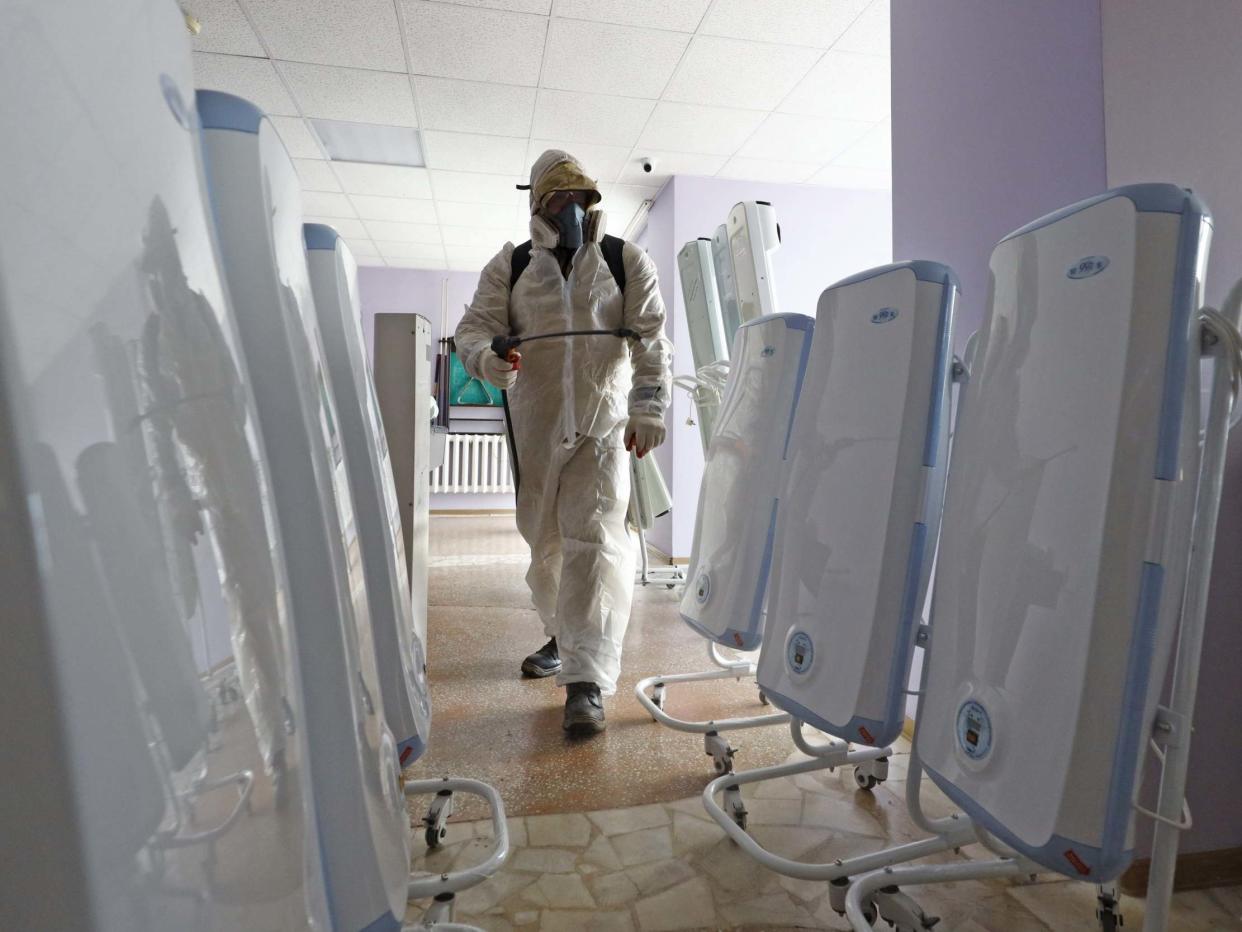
490,327,637,493
500,388,520,495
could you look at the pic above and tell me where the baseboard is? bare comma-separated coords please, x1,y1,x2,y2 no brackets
431,508,516,516
643,539,688,565
1120,846,1242,896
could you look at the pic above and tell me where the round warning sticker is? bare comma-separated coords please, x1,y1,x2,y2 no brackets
787,632,814,675
956,700,993,760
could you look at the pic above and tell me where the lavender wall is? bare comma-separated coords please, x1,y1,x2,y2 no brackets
1102,0,1242,858
358,265,513,512
645,174,893,558
891,0,1108,351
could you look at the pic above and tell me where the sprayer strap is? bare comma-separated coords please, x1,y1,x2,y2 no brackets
509,235,627,295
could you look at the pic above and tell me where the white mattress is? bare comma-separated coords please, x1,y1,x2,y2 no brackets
756,262,957,749
680,313,813,650
916,184,1211,882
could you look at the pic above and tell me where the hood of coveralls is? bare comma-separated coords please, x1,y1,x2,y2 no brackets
526,149,606,249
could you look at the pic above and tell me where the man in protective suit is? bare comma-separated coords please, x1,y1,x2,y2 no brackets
455,150,672,736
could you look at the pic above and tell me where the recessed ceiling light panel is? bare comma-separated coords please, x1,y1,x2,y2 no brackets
310,119,424,167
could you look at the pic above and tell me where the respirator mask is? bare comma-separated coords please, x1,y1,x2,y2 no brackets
550,201,587,250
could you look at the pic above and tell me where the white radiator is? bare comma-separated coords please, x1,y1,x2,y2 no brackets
431,433,514,494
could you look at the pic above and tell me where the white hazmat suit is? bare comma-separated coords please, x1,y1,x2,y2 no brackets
455,151,672,696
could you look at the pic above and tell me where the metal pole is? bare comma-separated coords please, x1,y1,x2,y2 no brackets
1144,316,1237,929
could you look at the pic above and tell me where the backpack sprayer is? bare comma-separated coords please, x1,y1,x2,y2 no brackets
490,328,639,493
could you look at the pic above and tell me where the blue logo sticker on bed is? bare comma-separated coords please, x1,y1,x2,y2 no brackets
956,699,993,760
787,631,814,675
870,307,899,324
761,345,776,357
1067,256,1109,280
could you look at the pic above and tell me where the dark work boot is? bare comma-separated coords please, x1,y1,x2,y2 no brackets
521,637,561,678
563,682,606,736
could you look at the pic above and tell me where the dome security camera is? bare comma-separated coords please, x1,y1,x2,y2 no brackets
640,157,655,174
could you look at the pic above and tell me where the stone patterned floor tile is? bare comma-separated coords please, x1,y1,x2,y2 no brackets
625,857,698,896
666,797,714,822
581,833,624,871
588,869,641,907
453,870,538,915
801,793,887,838
719,890,818,927
612,825,674,867
535,872,596,909
672,810,727,855
742,796,803,826
634,877,717,931
540,908,635,932
512,847,579,874
472,815,528,848
588,803,672,836
526,812,593,847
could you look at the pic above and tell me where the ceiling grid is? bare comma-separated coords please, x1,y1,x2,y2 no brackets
190,0,891,270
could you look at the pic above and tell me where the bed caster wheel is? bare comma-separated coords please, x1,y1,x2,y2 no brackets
705,731,736,775
1096,886,1123,932
758,689,770,706
724,785,748,832
854,756,889,791
651,682,666,712
828,876,851,916
422,788,454,849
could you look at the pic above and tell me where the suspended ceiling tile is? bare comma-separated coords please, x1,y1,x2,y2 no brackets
717,156,820,184
268,115,326,158
192,52,298,115
440,0,551,12
300,190,356,218
332,162,433,198
349,194,439,224
834,0,890,57
637,101,766,156
662,36,821,110
422,131,528,174
344,237,382,258
700,0,869,49
376,240,446,261
808,162,891,189
278,62,418,126
829,119,891,169
440,225,509,247
400,1,547,86
363,219,443,243
739,112,872,163
243,0,406,71
779,50,890,122
541,18,689,99
616,150,724,186
189,0,265,56
531,89,654,148
414,77,537,137
292,157,343,191
436,200,525,230
304,215,368,239
430,170,526,206
551,0,710,33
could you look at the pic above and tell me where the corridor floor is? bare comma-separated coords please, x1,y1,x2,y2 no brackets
403,515,1242,931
